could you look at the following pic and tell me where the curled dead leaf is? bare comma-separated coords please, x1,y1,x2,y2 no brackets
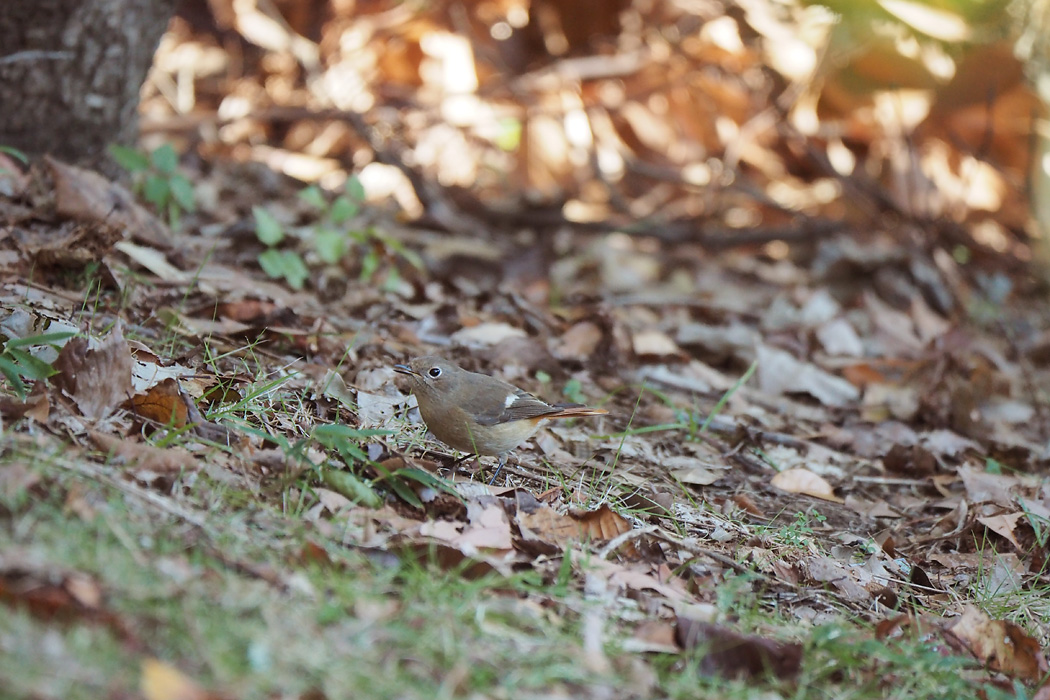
770,468,843,503
127,378,189,428
52,322,134,420
517,503,632,547
948,606,1049,682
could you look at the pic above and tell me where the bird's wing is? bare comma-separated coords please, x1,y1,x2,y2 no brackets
472,388,560,426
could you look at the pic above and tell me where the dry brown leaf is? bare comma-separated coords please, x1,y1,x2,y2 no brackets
0,381,50,422
589,559,693,602
127,378,189,428
449,322,526,348
518,502,632,547
756,344,859,407
114,241,189,283
976,512,1024,551
675,617,802,680
631,330,682,359
463,503,514,550
551,321,603,361
815,318,864,357
140,659,214,700
948,606,1049,682
770,468,842,503
804,556,870,602
624,620,679,653
882,443,937,475
89,431,198,475
52,323,134,420
0,557,131,642
844,496,901,519
0,462,41,502
47,156,168,248
958,466,1018,505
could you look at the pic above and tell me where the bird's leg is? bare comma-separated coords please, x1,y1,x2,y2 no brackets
487,454,508,485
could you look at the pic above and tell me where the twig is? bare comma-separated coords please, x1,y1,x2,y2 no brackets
597,525,658,560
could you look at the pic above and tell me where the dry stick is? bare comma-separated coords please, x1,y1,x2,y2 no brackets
597,525,659,560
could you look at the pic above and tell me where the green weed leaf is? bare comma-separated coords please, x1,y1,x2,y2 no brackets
5,348,57,381
314,229,347,264
0,356,28,399
279,250,309,290
298,185,326,210
169,174,196,212
143,174,170,207
322,469,382,508
5,331,77,348
108,144,149,172
329,196,358,224
345,175,365,201
253,206,285,245
150,143,178,174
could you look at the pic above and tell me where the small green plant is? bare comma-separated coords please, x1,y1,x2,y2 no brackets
311,423,458,508
0,330,78,400
757,508,827,549
109,143,196,227
253,205,310,290
253,176,421,291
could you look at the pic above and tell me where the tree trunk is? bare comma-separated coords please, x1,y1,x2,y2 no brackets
0,0,177,175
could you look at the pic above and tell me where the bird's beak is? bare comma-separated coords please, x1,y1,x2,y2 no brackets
393,364,419,377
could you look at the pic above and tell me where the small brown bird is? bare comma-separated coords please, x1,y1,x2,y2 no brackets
394,356,608,481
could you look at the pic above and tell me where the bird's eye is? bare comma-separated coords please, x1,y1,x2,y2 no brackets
427,367,442,378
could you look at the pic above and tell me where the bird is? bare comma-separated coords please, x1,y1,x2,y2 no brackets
393,356,608,483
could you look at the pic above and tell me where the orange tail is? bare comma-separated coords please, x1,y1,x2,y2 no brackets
547,406,608,419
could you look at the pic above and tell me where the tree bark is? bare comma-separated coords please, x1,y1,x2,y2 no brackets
0,0,177,175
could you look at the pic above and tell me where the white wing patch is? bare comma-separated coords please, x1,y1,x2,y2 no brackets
504,393,518,408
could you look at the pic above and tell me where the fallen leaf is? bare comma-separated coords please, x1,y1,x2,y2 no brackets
551,321,603,361
958,465,1018,505
671,466,723,486
882,443,937,475
449,322,526,348
52,322,134,420
141,659,213,700
0,381,50,422
804,556,870,601
89,431,198,475
47,157,166,245
756,344,860,407
623,620,680,653
815,318,864,356
976,512,1024,551
128,378,189,428
948,606,1048,682
770,468,843,503
675,617,802,679
632,329,682,358
518,503,632,547
114,241,188,282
